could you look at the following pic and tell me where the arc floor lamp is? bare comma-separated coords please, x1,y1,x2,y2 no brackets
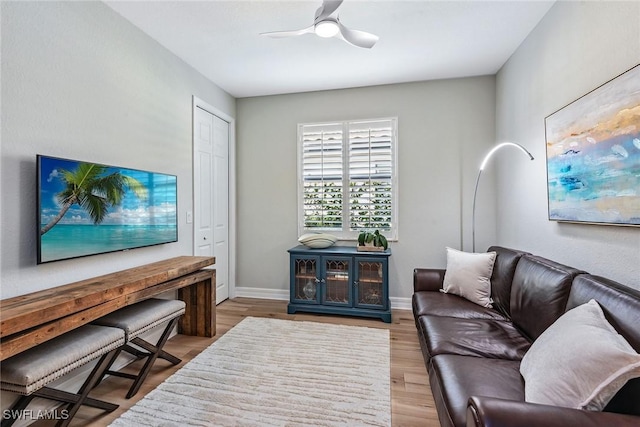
472,142,535,253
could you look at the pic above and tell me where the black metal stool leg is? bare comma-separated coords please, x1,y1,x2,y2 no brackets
92,346,123,388
120,344,149,359
130,337,182,365
34,388,119,412
125,317,181,399
56,349,120,427
156,348,182,365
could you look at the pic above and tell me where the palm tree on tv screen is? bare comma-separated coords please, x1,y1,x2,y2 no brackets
40,162,148,235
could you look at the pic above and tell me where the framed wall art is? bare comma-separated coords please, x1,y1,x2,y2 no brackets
545,64,640,226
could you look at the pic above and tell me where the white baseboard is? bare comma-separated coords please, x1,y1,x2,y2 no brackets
232,287,289,300
232,287,412,311
389,297,412,311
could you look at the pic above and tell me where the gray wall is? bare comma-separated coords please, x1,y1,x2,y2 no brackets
495,1,640,288
0,1,235,298
236,77,497,300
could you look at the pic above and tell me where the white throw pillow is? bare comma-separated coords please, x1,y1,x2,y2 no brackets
520,299,640,411
441,247,496,308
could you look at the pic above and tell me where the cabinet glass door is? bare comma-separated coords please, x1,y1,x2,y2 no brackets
354,259,386,309
292,256,320,304
322,257,351,307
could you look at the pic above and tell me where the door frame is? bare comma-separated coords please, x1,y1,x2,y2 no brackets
192,95,236,300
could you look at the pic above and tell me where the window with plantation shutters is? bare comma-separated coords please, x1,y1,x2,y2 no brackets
299,123,344,230
298,118,397,240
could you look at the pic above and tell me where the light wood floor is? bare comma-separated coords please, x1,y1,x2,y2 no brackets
35,298,438,426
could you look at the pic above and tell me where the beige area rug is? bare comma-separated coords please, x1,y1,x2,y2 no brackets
110,317,390,426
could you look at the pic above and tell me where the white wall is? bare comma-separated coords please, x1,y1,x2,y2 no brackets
0,1,235,298
496,1,640,289
236,77,497,300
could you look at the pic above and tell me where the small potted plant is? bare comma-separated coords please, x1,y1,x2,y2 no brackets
357,230,388,252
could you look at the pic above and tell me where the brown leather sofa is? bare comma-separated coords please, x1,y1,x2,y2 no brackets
412,246,640,427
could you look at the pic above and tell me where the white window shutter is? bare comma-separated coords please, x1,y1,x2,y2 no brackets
348,119,394,232
298,118,397,240
300,123,344,230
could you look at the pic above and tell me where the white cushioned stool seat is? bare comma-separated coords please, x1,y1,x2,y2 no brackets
92,298,186,341
1,324,124,427
1,324,125,395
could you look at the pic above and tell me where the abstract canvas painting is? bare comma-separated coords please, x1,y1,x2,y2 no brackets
545,64,640,226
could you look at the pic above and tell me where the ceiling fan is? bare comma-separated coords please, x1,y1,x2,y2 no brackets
260,0,379,49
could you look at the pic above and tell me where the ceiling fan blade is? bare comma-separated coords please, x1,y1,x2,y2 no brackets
336,22,378,49
260,25,315,38
317,0,343,21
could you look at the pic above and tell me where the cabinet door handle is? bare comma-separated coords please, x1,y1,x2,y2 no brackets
353,281,359,288
320,278,326,284
314,278,320,284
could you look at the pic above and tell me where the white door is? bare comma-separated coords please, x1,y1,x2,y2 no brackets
194,106,230,303
211,114,229,303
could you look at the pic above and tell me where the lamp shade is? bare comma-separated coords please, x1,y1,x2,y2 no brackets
472,142,534,252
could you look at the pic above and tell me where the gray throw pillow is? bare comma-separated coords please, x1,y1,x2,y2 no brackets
520,299,640,411
441,247,496,308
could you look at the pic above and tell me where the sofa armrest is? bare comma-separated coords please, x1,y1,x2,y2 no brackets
413,268,446,292
467,396,640,427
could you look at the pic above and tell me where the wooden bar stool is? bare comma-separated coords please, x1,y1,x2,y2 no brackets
92,298,186,399
0,324,125,427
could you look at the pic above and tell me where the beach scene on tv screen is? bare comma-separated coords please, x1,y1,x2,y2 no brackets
39,156,177,263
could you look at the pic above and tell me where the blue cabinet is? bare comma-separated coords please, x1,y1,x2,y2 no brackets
287,245,391,323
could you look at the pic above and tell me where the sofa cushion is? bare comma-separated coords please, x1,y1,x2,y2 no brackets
441,248,497,307
509,255,584,341
418,315,531,361
486,246,529,317
429,354,523,427
412,291,507,321
520,299,640,411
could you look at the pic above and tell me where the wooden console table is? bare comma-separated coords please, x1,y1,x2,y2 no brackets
0,256,216,361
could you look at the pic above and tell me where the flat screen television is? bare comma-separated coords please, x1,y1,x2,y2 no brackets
37,155,178,264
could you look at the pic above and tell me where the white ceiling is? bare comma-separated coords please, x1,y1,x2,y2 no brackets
104,0,555,98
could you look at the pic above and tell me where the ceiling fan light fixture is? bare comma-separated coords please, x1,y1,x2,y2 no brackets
315,20,339,38
262,1,377,48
